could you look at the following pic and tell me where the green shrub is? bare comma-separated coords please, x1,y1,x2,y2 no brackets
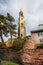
12,38,26,51
36,44,43,49
3,62,19,65
0,42,3,47
0,58,2,62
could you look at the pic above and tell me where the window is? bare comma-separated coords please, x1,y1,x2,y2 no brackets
21,23,24,27
21,34,23,37
21,13,23,16
38,32,43,36
40,39,43,43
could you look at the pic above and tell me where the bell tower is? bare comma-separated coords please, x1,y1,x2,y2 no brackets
18,10,26,38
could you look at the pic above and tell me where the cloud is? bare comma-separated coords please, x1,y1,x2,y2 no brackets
0,3,7,14
0,0,43,36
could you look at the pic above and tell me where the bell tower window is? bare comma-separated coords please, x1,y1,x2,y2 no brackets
21,34,23,37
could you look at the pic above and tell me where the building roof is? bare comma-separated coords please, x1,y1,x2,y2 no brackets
39,24,43,26
31,29,43,33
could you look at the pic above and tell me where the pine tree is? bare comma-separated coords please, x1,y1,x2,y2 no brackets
6,13,17,44
0,15,8,44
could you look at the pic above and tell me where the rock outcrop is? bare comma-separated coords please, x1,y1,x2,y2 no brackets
23,40,35,50
20,40,43,65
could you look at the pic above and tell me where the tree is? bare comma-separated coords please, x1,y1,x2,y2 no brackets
0,15,8,44
6,13,17,44
0,13,17,45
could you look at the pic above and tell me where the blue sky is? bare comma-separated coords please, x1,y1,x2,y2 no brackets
0,0,43,41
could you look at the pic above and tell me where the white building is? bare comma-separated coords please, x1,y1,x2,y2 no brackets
31,24,43,44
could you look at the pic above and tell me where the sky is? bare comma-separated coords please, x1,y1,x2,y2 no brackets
0,0,43,41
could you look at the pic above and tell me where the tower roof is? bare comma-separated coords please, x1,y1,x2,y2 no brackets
19,10,23,14
19,10,23,16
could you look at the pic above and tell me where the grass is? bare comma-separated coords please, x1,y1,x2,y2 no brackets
3,61,19,65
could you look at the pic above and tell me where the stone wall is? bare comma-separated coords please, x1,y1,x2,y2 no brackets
20,40,43,65
0,49,19,63
0,49,43,65
20,49,43,65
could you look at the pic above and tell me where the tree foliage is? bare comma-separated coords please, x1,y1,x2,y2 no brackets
6,13,17,44
0,15,8,44
0,13,17,44
12,38,26,51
